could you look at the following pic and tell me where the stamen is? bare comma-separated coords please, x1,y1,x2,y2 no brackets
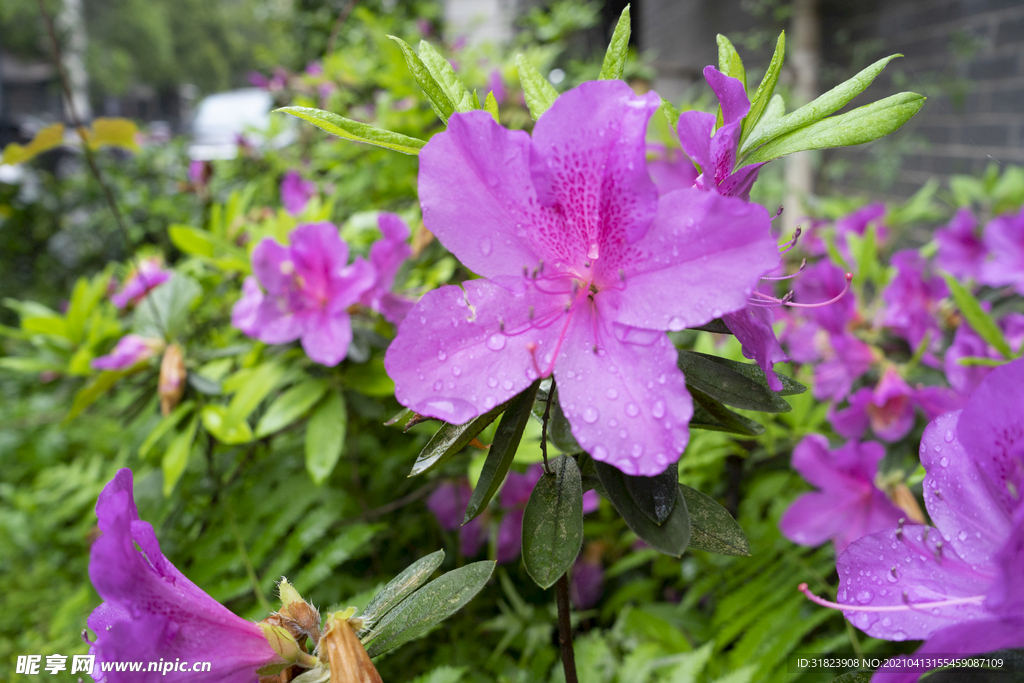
798,583,984,613
779,226,802,254
773,206,784,221
784,273,852,309
761,259,808,281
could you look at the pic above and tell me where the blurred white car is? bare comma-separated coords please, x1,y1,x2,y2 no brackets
188,88,293,160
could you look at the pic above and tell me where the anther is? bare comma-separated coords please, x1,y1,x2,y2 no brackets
528,306,535,321
890,566,898,580
619,269,625,281
778,226,802,253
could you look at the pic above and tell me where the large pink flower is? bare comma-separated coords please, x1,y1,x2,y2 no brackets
384,81,777,476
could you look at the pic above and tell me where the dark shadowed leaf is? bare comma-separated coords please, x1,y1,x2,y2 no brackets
688,352,806,396
358,549,445,632
464,383,540,523
598,5,631,81
688,318,732,334
522,455,584,589
677,350,792,413
594,461,690,556
828,673,872,683
679,484,749,556
623,460,679,525
689,388,765,436
409,401,509,477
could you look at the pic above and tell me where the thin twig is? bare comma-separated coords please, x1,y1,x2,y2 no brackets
326,0,360,56
351,480,440,522
555,573,578,683
540,388,553,474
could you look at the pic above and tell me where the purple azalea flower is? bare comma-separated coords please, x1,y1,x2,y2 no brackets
829,367,917,443
570,554,604,610
487,68,507,104
231,223,375,366
496,465,544,563
780,435,903,554
280,170,317,216
935,208,985,280
721,305,790,391
92,335,164,371
880,250,947,351
426,479,487,558
87,469,282,682
358,213,415,324
801,360,1024,682
646,143,698,197
794,260,856,336
111,259,172,309
980,208,1024,294
813,332,874,402
835,202,887,241
385,80,778,476
945,323,998,396
676,66,764,200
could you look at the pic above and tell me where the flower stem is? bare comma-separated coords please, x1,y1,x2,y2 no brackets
540,388,553,475
555,572,578,683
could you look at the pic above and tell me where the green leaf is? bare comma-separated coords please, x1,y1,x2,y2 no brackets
689,318,732,335
716,34,746,87
169,225,216,257
342,356,395,397
676,350,792,412
739,31,784,147
535,387,583,454
139,400,195,458
132,273,202,339
225,362,287,427
943,274,1013,358
418,40,475,113
305,390,347,485
201,405,255,445
623,460,679,525
359,550,445,632
679,484,749,556
742,92,925,165
689,388,765,436
408,401,508,477
522,455,584,589
65,274,107,344
255,379,329,438
828,674,872,683
957,356,1008,367
277,106,426,155
388,35,455,124
594,461,691,556
660,98,681,129
483,91,500,122
363,560,496,657
740,54,902,158
516,54,558,121
68,371,129,420
689,351,805,396
464,383,540,523
598,5,631,81
163,416,198,496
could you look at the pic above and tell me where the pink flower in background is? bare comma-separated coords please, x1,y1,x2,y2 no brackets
721,304,790,391
496,465,545,563
426,479,487,558
812,332,874,402
980,208,1024,294
935,208,985,280
570,553,604,610
92,335,164,371
231,222,375,366
646,143,698,197
280,170,317,216
87,470,283,682
111,258,171,309
359,213,415,324
487,68,507,104
794,260,856,336
779,435,903,554
880,250,947,351
385,80,778,476
835,202,887,241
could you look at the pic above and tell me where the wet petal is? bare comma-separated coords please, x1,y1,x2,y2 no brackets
703,66,751,125
722,306,789,391
676,111,714,173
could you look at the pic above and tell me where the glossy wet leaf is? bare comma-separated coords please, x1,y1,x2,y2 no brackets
522,455,584,589
408,401,508,477
225,361,287,426
740,30,785,147
622,460,679,525
418,40,475,113
688,318,732,335
305,390,347,485
359,549,445,632
679,484,749,556
677,350,792,412
388,35,455,124
201,405,254,445
687,351,806,396
516,54,558,120
278,106,426,155
689,388,765,436
598,5,631,81
594,461,691,556
362,560,495,657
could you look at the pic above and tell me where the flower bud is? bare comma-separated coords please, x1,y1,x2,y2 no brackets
321,613,382,683
158,343,186,416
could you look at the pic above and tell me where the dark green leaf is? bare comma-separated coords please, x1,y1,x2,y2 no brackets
828,674,872,683
516,54,558,120
679,484,749,556
187,372,222,396
688,318,732,334
133,273,202,339
689,388,765,436
388,35,455,123
256,379,329,438
622,460,679,525
305,390,347,485
598,5,631,81
677,349,792,412
943,274,1013,358
363,560,495,657
418,40,475,113
464,383,540,523
409,401,508,477
277,106,426,155
359,550,445,632
547,388,583,454
740,30,784,147
686,351,806,396
522,455,584,589
742,92,925,165
594,461,691,556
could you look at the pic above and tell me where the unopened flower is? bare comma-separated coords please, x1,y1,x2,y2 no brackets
780,435,904,553
280,171,316,216
359,213,415,324
935,208,985,280
87,469,284,682
386,80,777,476
93,335,164,371
112,258,171,309
158,343,186,416
231,223,375,366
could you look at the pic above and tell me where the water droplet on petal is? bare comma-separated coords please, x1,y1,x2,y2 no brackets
856,589,874,604
433,380,443,391
583,407,599,423
652,401,666,419
630,443,643,459
892,631,907,642
605,389,618,400
592,445,608,461
437,350,447,361
452,366,462,377
940,456,949,467
486,334,506,351
479,238,492,256
944,429,955,443
625,403,640,417
958,530,968,542
487,376,498,388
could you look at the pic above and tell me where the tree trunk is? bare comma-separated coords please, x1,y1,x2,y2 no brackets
784,0,819,236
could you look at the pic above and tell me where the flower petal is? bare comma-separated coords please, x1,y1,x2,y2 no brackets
722,306,789,391
300,310,352,367
676,111,714,173
290,222,350,299
251,238,294,296
231,276,264,337
703,66,751,126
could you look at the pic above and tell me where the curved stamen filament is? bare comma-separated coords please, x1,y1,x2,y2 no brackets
798,583,985,613
779,226,802,253
785,273,852,309
761,259,808,281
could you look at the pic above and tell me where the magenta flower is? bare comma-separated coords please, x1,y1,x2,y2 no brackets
935,208,985,280
358,213,414,324
801,360,1024,681
780,435,903,554
980,208,1024,294
426,479,487,558
945,323,998,396
794,260,856,336
813,332,874,402
385,81,778,476
280,170,317,216
87,469,282,682
92,335,164,371
835,202,887,241
646,143,698,197
880,250,947,351
570,555,604,610
111,258,172,309
487,68,507,104
721,305,790,391
231,222,375,366
496,465,545,563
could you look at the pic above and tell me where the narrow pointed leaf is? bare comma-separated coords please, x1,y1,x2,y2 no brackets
943,274,1013,358
359,550,445,631
522,455,584,589
305,390,347,485
622,460,679,525
277,106,426,155
660,98,681,129
740,31,785,146
163,416,198,496
418,40,475,112
688,318,732,334
740,54,902,157
679,484,749,556
408,401,509,476
484,91,500,122
677,350,793,412
388,35,455,123
742,92,925,165
599,5,631,81
139,400,195,458
362,560,496,657
516,54,558,120
594,461,691,556
716,34,746,87
689,388,764,436
464,383,540,523
688,351,806,396
256,379,330,438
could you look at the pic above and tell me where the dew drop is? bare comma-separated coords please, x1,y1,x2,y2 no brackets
592,445,608,461
630,443,644,459
892,631,907,642
882,617,892,627
667,316,686,330
502,379,514,390
437,350,447,362
486,334,506,351
958,530,968,542
855,589,874,604
944,429,955,443
625,403,640,417
479,238,492,256
606,388,619,400
452,366,462,377
618,429,628,439
652,401,666,419
940,456,949,467
583,407,599,423
487,376,498,388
